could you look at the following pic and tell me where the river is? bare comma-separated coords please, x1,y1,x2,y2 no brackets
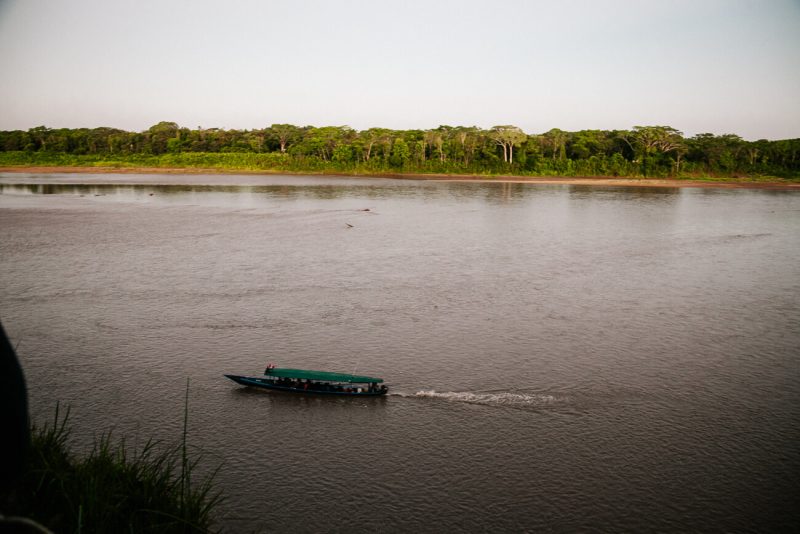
1,172,799,532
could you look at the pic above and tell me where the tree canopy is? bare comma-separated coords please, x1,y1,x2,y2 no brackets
0,123,797,178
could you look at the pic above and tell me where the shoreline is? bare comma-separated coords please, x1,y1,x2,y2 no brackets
1,165,798,190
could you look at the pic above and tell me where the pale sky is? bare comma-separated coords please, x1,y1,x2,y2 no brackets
0,0,798,140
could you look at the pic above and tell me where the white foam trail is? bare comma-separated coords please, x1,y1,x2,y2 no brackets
399,390,558,408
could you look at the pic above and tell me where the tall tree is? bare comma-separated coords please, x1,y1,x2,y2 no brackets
359,128,391,161
424,130,445,163
266,124,301,153
390,138,410,167
146,121,180,154
623,126,686,175
489,125,527,163
27,126,51,151
541,128,568,161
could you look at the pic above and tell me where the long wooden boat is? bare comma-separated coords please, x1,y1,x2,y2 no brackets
225,367,388,396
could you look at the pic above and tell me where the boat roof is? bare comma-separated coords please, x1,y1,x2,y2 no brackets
266,368,383,384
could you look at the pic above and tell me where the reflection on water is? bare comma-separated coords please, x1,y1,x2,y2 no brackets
232,385,389,410
568,183,680,196
0,178,687,211
1,174,799,532
0,182,393,204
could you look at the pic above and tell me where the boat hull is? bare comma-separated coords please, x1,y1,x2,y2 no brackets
225,374,388,396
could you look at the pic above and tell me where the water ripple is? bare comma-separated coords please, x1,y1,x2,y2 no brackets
399,389,562,409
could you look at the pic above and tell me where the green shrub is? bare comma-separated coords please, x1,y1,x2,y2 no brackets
1,394,222,533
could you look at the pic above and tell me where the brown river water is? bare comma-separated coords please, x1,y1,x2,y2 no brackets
1,173,799,532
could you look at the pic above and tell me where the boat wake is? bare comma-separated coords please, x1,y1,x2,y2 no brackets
394,390,561,409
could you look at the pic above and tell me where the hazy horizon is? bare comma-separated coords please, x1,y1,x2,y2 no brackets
1,0,798,141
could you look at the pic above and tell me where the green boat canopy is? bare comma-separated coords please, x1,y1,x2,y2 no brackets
266,368,383,384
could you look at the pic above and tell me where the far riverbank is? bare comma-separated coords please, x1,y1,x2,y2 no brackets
1,165,799,190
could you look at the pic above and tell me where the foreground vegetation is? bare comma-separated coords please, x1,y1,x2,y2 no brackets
1,401,221,533
1,123,798,180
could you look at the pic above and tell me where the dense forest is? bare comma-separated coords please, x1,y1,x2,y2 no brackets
1,122,798,179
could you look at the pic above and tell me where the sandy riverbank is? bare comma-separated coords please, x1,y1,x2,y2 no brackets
1,165,798,190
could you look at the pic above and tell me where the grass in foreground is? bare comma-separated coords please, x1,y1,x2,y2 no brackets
1,394,222,533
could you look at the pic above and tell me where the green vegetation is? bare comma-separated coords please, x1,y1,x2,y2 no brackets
1,398,222,533
1,122,798,180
